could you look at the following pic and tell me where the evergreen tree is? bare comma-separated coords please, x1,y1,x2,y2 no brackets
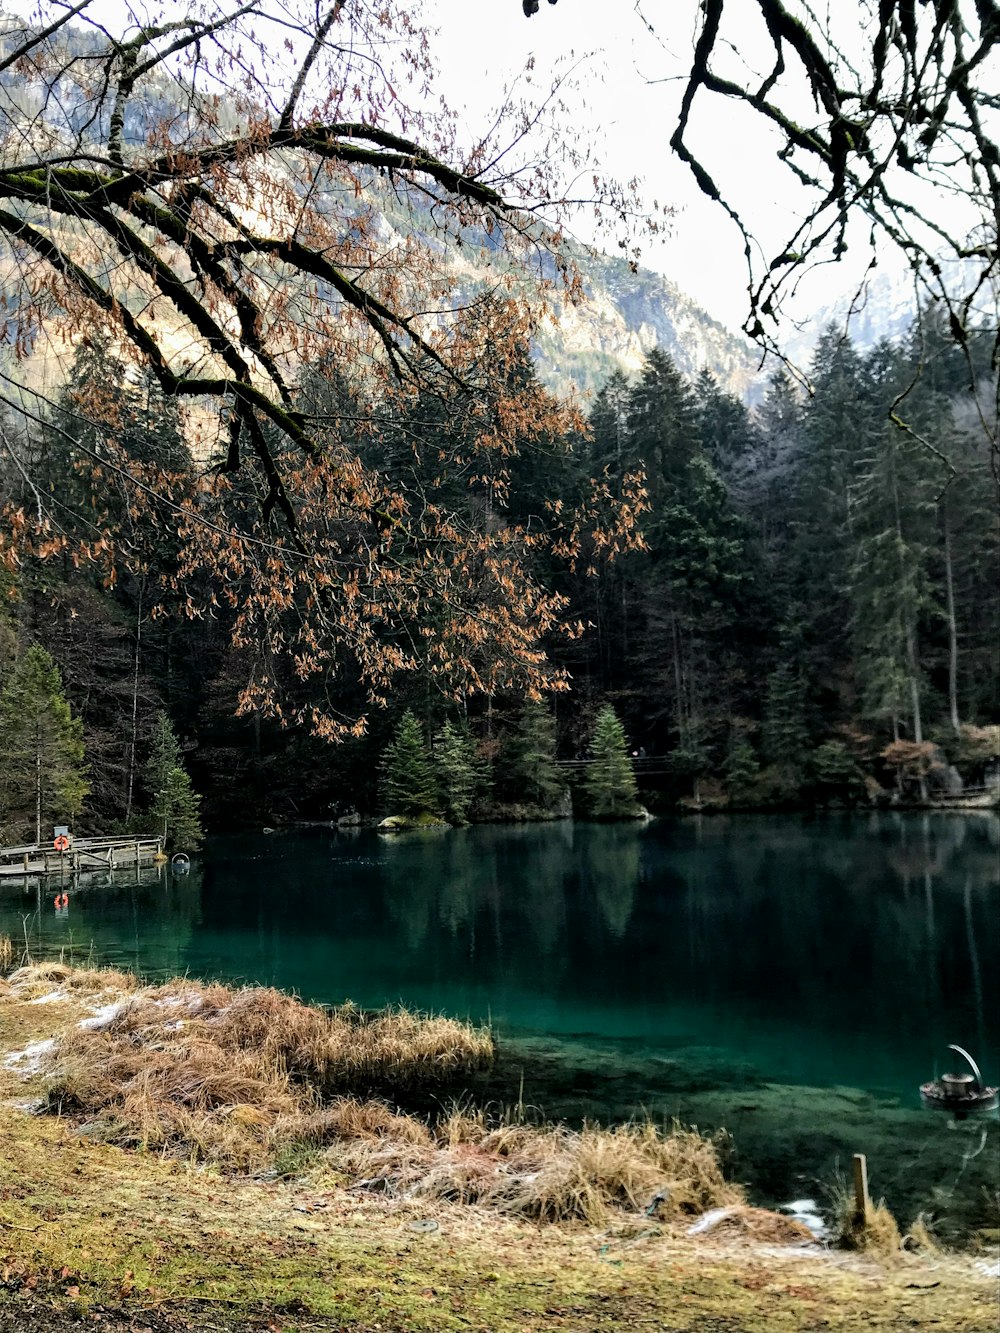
145,711,203,849
906,330,1000,730
811,740,863,798
503,701,565,813
626,347,701,496
587,370,633,484
0,644,89,843
738,369,802,561
695,369,758,478
762,661,810,788
574,369,639,692
787,329,874,717
583,706,640,817
381,710,439,817
723,734,760,800
846,342,939,763
158,764,203,851
434,719,483,824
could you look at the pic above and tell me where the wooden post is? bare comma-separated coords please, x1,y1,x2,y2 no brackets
853,1153,870,1222
135,840,140,869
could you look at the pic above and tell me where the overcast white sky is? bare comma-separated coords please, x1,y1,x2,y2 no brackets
3,0,970,333
421,0,880,330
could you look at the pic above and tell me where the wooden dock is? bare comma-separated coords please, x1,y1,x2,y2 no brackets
0,835,165,879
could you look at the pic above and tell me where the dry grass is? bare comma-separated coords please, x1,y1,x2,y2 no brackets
30,977,490,1170
7,965,745,1229
831,1183,902,1256
6,961,139,999
319,1113,743,1227
903,1216,940,1253
2,1102,995,1333
687,1204,816,1244
0,933,13,973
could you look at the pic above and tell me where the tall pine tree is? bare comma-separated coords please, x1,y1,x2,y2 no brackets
434,719,483,824
502,701,566,814
146,711,203,850
381,710,439,818
583,706,641,818
0,645,89,843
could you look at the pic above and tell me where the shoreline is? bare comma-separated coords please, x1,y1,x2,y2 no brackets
0,960,997,1332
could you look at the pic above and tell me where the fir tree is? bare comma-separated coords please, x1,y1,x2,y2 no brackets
382,710,439,817
846,342,938,756
0,645,89,843
762,662,810,788
626,347,701,496
724,734,760,800
434,719,482,824
503,701,565,813
584,706,640,818
811,740,863,796
695,369,758,477
145,711,203,850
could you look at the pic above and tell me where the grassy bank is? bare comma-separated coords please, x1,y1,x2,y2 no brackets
1,956,998,1332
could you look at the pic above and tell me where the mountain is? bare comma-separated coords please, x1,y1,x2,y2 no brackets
0,16,760,410
534,255,760,401
348,187,762,403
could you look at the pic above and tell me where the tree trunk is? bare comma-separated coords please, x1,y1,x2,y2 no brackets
942,511,960,736
906,624,927,801
125,589,143,824
35,732,42,845
891,439,927,801
670,608,686,747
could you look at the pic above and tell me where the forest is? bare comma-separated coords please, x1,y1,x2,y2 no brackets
0,1,996,842
1,310,997,840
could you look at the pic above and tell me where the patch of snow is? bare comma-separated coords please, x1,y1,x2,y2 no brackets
151,992,207,1013
974,1258,1000,1280
778,1198,829,1241
28,989,70,1005
79,1000,125,1030
3,1038,56,1075
687,1206,739,1235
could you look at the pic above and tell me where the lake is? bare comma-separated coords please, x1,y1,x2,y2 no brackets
3,811,998,1235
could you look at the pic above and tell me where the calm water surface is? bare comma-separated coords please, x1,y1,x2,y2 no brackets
4,812,998,1222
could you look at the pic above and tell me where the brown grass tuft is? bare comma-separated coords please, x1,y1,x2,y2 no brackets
0,934,13,973
7,962,138,999
689,1204,816,1245
833,1187,902,1256
292,1098,431,1147
903,1216,939,1253
35,977,490,1169
328,1114,743,1227
8,966,742,1231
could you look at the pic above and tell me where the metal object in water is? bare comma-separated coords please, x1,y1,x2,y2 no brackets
920,1045,999,1120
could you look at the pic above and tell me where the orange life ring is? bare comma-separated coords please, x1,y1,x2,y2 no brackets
53,835,70,852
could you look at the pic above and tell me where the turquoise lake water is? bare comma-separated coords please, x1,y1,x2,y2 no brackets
3,811,997,1228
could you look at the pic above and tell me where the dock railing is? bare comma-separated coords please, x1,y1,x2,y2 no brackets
0,835,164,878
